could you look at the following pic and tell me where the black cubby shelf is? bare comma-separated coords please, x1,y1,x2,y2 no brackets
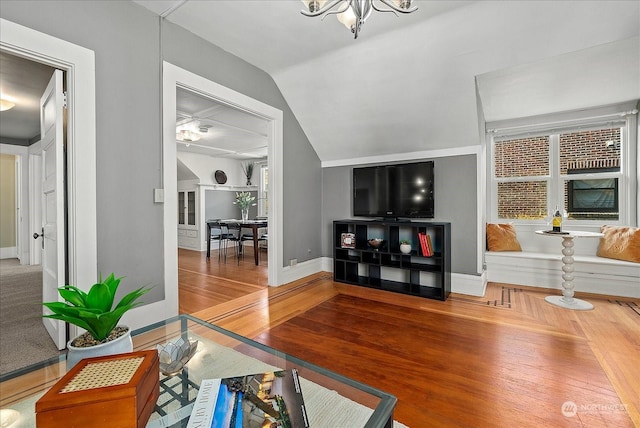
333,219,451,301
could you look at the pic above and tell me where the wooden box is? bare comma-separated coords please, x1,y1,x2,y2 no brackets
36,350,159,428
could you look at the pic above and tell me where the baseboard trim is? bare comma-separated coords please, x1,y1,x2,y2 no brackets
451,272,487,297
0,247,17,259
278,257,327,286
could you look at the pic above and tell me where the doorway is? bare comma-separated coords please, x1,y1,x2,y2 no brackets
0,17,97,364
155,62,284,327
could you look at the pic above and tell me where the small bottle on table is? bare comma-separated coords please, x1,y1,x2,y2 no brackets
552,207,562,232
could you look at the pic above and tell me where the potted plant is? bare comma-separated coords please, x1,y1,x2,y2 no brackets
400,239,412,254
241,162,254,186
234,191,256,222
43,273,150,369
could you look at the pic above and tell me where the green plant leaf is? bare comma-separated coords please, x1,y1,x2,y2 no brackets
43,313,99,339
85,282,113,313
114,287,149,311
58,285,88,307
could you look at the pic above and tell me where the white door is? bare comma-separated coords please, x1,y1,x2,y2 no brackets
39,69,66,350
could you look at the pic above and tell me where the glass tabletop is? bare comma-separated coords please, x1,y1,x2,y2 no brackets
0,314,396,428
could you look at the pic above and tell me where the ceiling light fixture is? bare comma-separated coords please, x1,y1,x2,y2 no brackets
301,0,417,39
0,97,16,111
176,129,201,142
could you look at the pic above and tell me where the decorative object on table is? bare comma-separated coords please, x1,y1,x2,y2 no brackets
157,337,199,376
234,191,256,222
241,161,254,186
42,273,151,370
187,369,309,428
367,238,385,250
485,223,522,252
552,206,563,232
35,350,160,428
341,232,356,248
400,240,412,254
214,169,227,184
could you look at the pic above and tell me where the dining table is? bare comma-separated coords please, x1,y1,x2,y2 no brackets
207,219,268,265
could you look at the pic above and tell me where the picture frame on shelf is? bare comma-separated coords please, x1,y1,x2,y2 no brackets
341,233,356,248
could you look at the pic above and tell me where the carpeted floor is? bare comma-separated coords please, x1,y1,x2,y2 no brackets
0,258,63,375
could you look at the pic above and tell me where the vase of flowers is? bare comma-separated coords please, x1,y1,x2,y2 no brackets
234,191,255,221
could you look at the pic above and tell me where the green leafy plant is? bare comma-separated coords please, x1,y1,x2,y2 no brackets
234,191,256,210
43,273,150,342
400,240,411,245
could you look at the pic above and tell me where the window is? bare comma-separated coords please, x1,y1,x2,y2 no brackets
258,163,269,217
488,104,636,225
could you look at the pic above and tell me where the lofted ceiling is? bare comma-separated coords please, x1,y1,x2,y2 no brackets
135,0,640,165
3,1,638,164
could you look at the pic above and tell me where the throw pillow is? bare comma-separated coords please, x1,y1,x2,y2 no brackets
486,223,522,252
596,225,640,263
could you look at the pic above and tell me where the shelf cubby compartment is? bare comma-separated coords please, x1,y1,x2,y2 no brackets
333,219,451,301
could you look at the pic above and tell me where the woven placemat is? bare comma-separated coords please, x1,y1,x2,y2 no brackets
61,356,144,393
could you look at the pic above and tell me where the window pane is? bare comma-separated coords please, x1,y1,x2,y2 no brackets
566,178,619,220
178,192,185,225
560,128,620,174
187,191,196,225
494,136,549,178
497,181,547,219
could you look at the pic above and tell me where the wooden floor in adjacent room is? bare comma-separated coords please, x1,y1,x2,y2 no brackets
180,249,640,427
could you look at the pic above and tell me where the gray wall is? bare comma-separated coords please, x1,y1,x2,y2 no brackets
1,1,322,301
204,190,258,221
321,155,479,275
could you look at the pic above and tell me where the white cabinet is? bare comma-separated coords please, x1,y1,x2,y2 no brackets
178,190,199,250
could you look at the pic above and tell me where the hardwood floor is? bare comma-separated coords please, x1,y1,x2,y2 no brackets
178,249,640,427
1,249,636,427
177,247,268,313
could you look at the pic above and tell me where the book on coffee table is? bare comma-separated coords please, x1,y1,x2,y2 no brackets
187,369,309,428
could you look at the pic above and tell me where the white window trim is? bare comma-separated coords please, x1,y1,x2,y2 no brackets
486,102,638,227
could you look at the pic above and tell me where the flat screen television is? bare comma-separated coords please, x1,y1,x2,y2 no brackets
353,161,434,219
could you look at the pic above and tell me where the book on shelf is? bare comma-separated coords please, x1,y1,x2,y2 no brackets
418,232,432,256
187,369,309,428
426,234,434,256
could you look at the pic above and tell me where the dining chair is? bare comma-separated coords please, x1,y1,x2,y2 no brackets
206,220,228,262
223,222,243,264
240,227,268,262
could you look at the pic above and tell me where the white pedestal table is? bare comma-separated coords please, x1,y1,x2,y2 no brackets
535,230,603,311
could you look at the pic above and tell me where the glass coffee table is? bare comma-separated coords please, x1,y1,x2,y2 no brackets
0,315,396,428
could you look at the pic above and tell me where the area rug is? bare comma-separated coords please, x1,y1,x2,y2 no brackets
0,259,63,375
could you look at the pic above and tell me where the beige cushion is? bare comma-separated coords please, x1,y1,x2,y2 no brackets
596,225,640,263
486,223,522,252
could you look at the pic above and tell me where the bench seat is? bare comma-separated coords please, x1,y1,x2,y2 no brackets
485,251,640,298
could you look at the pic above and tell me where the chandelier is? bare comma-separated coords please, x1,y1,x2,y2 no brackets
176,129,201,142
301,0,417,39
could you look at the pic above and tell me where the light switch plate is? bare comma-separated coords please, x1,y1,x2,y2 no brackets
154,188,164,203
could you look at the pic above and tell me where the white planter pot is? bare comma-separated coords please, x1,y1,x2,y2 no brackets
400,244,412,254
66,326,133,370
